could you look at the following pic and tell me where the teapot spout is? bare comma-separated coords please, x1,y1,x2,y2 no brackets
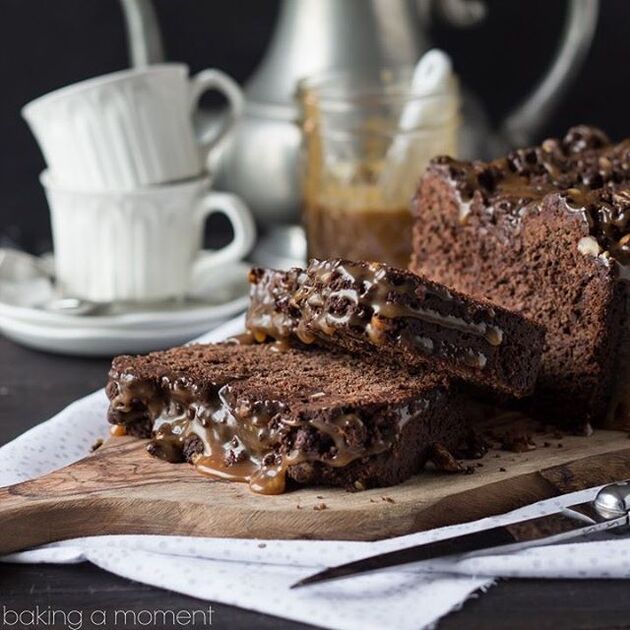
119,0,165,67
499,0,598,149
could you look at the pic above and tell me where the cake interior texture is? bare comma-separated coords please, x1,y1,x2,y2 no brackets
410,125,629,428
247,258,545,399
106,342,469,494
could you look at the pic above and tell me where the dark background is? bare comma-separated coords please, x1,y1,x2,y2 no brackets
0,0,627,254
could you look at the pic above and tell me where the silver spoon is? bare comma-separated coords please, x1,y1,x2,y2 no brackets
43,297,109,316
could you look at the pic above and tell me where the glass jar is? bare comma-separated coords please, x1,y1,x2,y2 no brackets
298,68,459,268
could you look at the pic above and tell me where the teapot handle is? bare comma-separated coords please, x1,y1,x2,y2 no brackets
499,0,599,149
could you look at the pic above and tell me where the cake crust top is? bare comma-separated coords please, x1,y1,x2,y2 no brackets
423,125,630,265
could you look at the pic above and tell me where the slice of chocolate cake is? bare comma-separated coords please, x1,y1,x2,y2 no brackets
106,342,470,494
247,259,545,398
410,125,629,428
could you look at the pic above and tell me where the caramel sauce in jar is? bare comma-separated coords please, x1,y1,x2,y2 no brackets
298,69,459,267
303,173,415,268
306,203,413,268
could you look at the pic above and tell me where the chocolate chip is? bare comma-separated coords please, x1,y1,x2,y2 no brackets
563,125,610,153
182,435,204,462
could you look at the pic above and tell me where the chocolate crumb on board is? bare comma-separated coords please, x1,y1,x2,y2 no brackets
499,467,507,472
501,431,536,453
381,496,395,504
313,503,328,511
484,427,536,453
428,443,473,474
90,438,104,452
453,429,490,460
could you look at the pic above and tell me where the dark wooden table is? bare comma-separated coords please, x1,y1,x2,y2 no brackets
2,336,630,630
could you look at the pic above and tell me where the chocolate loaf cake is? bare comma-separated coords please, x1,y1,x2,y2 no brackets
410,125,629,427
247,259,545,398
106,342,470,494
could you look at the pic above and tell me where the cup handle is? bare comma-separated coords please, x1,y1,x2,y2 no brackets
189,68,244,161
191,191,256,284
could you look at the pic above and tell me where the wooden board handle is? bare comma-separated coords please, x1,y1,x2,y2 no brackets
0,484,93,554
0,438,161,554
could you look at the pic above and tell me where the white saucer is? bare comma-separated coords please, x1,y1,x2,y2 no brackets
0,259,250,356
0,316,229,356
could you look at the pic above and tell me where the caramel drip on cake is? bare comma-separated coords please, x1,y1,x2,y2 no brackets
293,259,504,351
245,259,544,399
247,260,505,372
246,267,303,343
107,369,407,495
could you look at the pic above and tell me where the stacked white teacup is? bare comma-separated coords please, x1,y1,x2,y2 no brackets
22,64,255,303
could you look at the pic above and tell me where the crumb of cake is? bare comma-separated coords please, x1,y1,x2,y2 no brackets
313,503,328,511
90,438,104,452
484,427,536,452
381,497,395,503
453,430,490,460
429,443,467,473
499,467,507,472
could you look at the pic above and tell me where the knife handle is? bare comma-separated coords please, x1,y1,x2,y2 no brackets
594,481,630,520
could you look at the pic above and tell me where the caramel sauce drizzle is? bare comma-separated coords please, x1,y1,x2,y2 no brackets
108,371,408,495
298,260,503,349
246,260,503,367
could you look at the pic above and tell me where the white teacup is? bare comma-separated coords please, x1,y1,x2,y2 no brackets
41,171,256,303
24,64,243,190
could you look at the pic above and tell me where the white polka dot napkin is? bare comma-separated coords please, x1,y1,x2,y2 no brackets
1,316,629,630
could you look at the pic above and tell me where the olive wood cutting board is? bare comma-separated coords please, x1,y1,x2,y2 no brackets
1,420,630,555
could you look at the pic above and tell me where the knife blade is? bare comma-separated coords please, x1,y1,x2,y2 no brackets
291,481,630,588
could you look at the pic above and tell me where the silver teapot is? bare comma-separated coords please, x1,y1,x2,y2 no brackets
121,0,599,226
